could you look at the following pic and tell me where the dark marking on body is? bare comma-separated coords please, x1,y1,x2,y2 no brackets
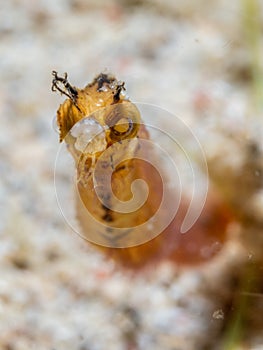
115,165,126,173
110,155,114,170
102,212,113,222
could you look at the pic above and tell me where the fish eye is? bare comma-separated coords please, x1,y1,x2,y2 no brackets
113,117,131,134
105,103,140,142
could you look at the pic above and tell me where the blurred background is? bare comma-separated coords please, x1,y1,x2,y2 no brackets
0,0,263,349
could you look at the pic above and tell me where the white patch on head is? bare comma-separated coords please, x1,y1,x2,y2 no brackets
70,118,107,154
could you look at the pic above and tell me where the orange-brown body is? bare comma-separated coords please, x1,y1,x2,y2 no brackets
52,71,232,269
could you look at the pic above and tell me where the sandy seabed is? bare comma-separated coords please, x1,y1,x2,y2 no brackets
0,1,263,349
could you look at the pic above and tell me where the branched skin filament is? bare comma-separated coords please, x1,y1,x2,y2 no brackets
53,72,231,269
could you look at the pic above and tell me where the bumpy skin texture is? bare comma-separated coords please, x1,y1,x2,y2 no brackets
53,72,231,269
